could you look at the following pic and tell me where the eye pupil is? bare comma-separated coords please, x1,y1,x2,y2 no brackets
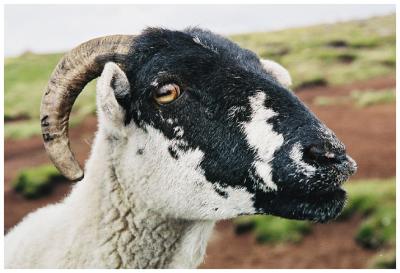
153,83,181,104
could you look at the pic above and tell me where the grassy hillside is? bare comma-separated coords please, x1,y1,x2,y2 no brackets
232,14,395,88
4,14,395,139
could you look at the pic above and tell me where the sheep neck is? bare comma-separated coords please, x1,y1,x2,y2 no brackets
81,132,215,268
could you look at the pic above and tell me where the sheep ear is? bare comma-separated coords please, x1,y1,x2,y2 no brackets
97,62,130,131
260,59,292,88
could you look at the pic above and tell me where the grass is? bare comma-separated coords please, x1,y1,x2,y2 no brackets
4,14,395,139
4,120,42,140
341,178,396,250
368,248,396,269
351,89,396,107
12,164,64,198
355,206,395,249
231,14,395,89
313,88,395,108
234,215,312,244
313,96,347,107
4,106,95,140
233,178,395,253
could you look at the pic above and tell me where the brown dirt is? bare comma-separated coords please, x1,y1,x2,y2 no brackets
297,75,396,179
4,117,97,233
4,76,396,268
200,216,376,269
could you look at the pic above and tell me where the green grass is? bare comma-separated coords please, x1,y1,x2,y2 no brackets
313,96,348,107
4,120,42,140
341,178,396,250
234,215,312,244
351,89,396,107
4,14,395,139
368,248,396,269
4,106,95,140
313,88,395,108
231,14,395,88
355,205,395,249
12,164,64,198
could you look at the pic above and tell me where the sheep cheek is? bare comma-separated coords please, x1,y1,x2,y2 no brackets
116,123,256,220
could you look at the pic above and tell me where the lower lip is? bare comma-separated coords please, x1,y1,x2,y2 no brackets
305,187,346,201
281,187,346,202
268,188,347,222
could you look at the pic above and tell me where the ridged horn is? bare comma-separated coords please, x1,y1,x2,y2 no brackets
40,35,135,181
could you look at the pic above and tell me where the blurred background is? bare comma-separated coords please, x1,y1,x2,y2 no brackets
4,4,396,269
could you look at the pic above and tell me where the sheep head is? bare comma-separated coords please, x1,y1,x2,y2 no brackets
41,28,356,222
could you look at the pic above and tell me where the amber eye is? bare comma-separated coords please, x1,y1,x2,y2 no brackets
153,83,181,104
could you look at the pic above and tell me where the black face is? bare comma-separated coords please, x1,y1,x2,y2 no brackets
119,27,357,222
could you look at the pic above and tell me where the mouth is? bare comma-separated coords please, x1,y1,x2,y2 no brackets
261,187,347,223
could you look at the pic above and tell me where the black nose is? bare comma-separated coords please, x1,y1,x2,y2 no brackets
304,144,346,165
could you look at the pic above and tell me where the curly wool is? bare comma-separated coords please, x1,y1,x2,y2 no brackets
5,130,214,269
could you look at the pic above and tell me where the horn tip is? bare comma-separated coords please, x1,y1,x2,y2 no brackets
65,169,84,182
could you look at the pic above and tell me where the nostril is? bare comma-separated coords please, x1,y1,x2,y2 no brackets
304,145,343,165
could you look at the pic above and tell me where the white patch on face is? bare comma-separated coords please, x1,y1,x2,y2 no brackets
290,143,316,177
169,137,189,158
173,126,184,137
242,92,284,191
117,124,255,220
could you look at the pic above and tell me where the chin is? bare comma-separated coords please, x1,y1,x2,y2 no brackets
257,188,347,223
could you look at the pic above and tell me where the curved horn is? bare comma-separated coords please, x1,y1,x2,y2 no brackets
40,35,135,181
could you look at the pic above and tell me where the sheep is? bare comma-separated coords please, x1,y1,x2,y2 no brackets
5,27,357,269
